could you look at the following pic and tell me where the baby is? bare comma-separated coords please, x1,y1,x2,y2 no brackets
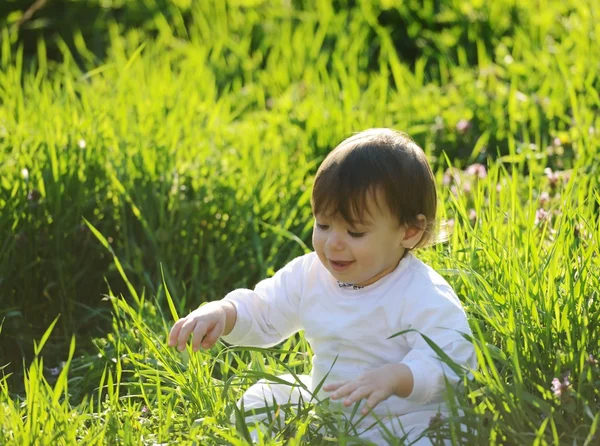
169,128,477,445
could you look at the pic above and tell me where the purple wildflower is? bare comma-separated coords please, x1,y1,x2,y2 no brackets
469,209,477,222
48,362,66,377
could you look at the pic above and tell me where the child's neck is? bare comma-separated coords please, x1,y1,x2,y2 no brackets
352,249,409,288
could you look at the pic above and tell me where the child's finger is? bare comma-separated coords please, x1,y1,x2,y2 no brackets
177,319,199,351
191,322,208,351
330,381,358,400
362,390,386,414
344,386,370,407
323,382,345,392
168,319,184,347
200,320,224,349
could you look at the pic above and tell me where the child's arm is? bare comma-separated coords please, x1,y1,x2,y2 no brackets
169,254,309,351
220,254,308,348
396,282,476,405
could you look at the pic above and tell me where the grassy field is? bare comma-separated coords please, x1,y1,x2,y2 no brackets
1,0,599,444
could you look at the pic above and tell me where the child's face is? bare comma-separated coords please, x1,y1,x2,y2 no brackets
312,191,420,287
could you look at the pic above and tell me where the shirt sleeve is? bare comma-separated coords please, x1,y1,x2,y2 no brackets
220,255,307,348
399,279,477,405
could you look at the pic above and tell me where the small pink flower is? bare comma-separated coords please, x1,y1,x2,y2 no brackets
456,119,471,135
443,168,460,186
539,191,550,205
551,374,571,399
462,181,472,194
553,137,562,147
443,173,452,186
535,208,549,225
466,163,488,179
551,378,562,397
544,168,559,187
469,209,477,221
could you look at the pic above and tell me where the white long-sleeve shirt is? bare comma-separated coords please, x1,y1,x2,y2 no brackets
222,251,476,418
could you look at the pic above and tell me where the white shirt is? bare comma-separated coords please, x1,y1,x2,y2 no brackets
222,252,476,418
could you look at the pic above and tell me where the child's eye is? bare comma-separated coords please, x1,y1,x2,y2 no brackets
348,231,366,238
316,223,329,230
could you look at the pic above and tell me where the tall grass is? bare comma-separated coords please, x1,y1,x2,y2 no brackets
1,0,599,443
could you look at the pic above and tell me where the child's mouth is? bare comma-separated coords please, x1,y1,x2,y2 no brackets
330,260,354,272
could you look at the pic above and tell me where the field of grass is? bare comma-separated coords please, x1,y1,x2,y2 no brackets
1,0,599,444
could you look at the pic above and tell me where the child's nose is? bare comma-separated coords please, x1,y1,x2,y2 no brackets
326,232,345,251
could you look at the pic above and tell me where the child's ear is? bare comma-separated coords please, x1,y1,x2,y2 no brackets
400,214,427,249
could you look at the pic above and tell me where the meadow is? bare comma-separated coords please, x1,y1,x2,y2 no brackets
1,0,599,444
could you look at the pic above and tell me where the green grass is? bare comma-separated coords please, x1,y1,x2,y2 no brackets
1,0,600,444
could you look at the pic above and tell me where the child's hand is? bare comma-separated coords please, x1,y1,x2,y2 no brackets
168,301,235,352
323,364,414,415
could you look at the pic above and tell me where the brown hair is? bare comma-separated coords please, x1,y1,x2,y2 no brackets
311,128,439,249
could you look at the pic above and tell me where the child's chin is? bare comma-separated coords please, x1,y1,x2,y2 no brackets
329,270,347,280
330,270,358,283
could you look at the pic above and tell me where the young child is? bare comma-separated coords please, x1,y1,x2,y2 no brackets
168,128,477,445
